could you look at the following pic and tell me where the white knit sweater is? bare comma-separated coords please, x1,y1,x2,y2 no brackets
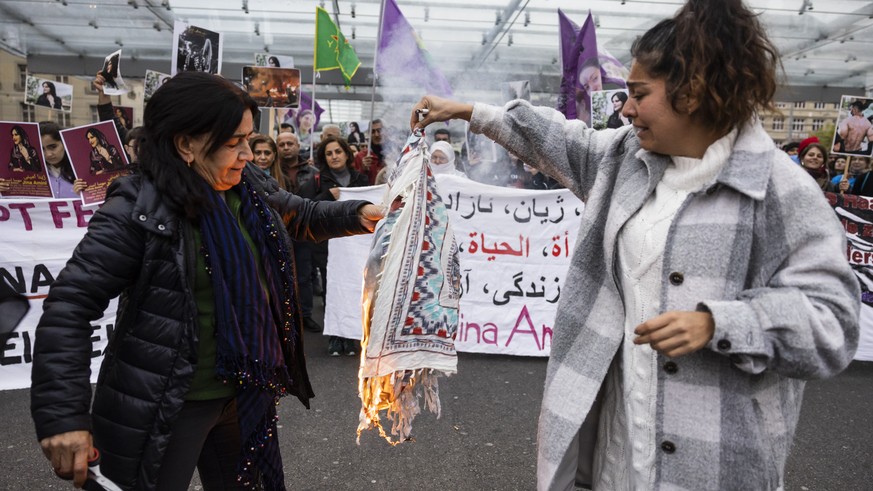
593,129,738,491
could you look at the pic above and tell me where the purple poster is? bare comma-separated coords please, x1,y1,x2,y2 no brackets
60,121,131,206
0,121,52,198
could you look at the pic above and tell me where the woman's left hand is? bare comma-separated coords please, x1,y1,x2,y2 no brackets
358,204,384,232
633,311,715,357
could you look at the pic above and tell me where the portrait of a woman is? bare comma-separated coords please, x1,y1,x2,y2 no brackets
606,91,631,129
347,121,366,146
86,127,125,174
102,53,120,90
35,81,63,110
8,125,40,172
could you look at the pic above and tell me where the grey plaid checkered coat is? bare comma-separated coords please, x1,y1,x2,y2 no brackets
470,101,860,491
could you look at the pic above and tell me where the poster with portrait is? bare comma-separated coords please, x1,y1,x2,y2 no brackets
99,49,129,96
144,70,171,103
339,121,369,147
171,21,222,76
24,76,73,113
60,121,131,206
254,53,295,69
590,89,630,131
241,66,301,108
0,121,52,198
832,95,873,157
501,80,531,103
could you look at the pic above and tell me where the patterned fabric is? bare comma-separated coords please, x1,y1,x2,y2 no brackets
357,134,461,445
470,100,860,490
198,175,298,490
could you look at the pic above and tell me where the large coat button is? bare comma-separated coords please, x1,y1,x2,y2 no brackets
138,214,147,222
661,441,676,454
668,272,684,285
717,339,732,351
663,361,678,374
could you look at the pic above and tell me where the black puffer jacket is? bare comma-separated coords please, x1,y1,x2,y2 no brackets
31,163,369,490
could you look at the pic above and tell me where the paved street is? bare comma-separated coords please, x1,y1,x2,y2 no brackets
0,303,870,490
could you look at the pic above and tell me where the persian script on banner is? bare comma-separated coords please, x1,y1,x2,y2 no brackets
357,135,461,445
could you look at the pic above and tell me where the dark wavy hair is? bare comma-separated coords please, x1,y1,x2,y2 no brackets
85,127,113,149
39,121,76,183
315,135,354,172
42,81,59,98
138,72,258,219
630,0,779,135
611,91,628,105
11,124,35,151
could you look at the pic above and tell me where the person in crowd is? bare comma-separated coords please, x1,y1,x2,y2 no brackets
353,119,385,184
93,72,129,144
123,126,143,165
798,136,830,190
410,1,859,489
429,141,465,178
347,121,366,146
831,155,869,192
31,72,383,490
782,141,800,163
279,122,296,134
36,81,63,110
276,131,322,333
40,122,86,198
348,142,360,155
849,159,873,197
7,125,40,172
838,100,873,154
523,163,555,190
433,128,451,143
606,91,631,129
313,136,369,356
828,155,847,185
249,134,285,187
86,127,125,174
320,124,341,143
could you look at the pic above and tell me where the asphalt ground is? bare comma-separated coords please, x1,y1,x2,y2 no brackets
1,298,870,490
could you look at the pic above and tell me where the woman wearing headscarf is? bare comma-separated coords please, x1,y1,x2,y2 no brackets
411,0,858,489
31,72,383,490
428,140,465,178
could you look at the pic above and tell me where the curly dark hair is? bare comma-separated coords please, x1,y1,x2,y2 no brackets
630,0,780,135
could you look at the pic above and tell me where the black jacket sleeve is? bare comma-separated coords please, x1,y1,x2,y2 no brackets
30,180,146,441
245,163,371,243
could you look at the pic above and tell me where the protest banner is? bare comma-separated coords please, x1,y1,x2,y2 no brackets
1,187,870,391
60,121,131,206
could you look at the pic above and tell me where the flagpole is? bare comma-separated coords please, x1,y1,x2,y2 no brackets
311,67,317,163
367,0,387,156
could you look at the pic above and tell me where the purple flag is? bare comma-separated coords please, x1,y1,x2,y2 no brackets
557,10,627,124
377,0,452,97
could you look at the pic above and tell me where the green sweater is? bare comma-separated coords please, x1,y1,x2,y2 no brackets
186,189,268,400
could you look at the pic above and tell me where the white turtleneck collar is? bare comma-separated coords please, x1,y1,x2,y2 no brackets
662,128,738,193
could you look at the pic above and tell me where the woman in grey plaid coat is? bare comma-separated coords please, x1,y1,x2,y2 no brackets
411,0,860,490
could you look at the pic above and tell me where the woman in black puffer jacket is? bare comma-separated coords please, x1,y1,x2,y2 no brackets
30,72,382,491
311,136,370,357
